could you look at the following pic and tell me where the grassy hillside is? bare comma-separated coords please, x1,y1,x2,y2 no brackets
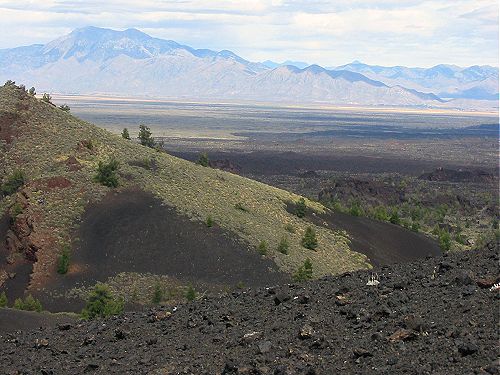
0,83,370,290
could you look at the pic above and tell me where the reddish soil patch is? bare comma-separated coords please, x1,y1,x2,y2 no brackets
31,176,73,190
0,111,18,145
0,214,32,303
38,189,288,312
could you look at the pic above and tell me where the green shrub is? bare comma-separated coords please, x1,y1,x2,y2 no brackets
81,283,124,320
277,237,289,254
138,124,155,148
438,230,451,251
28,87,36,96
206,215,214,227
57,246,70,274
0,291,7,308
348,201,363,217
94,158,119,188
295,198,306,218
389,209,401,225
371,206,389,221
185,285,196,301
284,223,295,233
301,227,318,250
152,282,163,304
411,222,420,233
236,281,245,289
257,240,268,255
13,294,42,312
59,104,70,112
234,202,249,212
197,153,209,167
1,170,25,196
293,258,313,282
121,128,131,140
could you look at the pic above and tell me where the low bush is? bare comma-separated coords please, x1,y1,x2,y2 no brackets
206,215,214,227
257,240,268,255
59,104,70,112
293,258,313,282
0,291,7,308
121,128,131,140
152,282,163,304
57,245,70,274
197,153,209,167
185,285,196,301
277,237,289,254
1,170,25,196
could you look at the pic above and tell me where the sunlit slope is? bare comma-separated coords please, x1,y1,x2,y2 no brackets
0,84,370,283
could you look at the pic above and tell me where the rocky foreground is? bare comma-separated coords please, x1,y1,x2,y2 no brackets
1,243,499,375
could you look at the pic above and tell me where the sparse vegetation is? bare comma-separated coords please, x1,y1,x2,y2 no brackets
284,223,296,233
94,158,120,188
438,230,452,251
28,87,36,96
0,291,7,308
138,124,155,148
301,227,318,250
122,128,131,140
295,197,306,218
1,170,25,196
13,294,43,312
57,245,70,274
257,240,268,255
81,283,124,320
197,152,210,167
59,104,70,112
293,258,313,281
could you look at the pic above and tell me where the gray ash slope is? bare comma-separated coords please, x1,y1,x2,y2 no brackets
1,242,499,375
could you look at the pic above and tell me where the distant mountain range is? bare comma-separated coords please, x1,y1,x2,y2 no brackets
0,26,497,108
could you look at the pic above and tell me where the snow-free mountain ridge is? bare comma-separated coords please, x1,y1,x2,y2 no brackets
0,27,496,107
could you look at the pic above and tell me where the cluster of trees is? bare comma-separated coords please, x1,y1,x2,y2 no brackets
0,287,43,313
122,125,157,148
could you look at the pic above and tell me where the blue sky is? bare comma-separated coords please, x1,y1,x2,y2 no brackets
0,0,498,67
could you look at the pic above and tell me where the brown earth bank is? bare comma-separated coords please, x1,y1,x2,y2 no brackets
0,242,498,374
35,189,288,312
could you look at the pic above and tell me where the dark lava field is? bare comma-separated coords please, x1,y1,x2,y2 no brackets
1,241,498,375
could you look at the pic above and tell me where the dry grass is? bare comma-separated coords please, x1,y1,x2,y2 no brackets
0,85,370,280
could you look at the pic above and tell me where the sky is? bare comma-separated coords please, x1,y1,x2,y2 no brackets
0,0,498,67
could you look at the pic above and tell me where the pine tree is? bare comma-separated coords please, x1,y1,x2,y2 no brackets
122,128,131,140
301,227,318,250
0,291,7,308
138,124,155,147
295,198,306,218
293,258,313,281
